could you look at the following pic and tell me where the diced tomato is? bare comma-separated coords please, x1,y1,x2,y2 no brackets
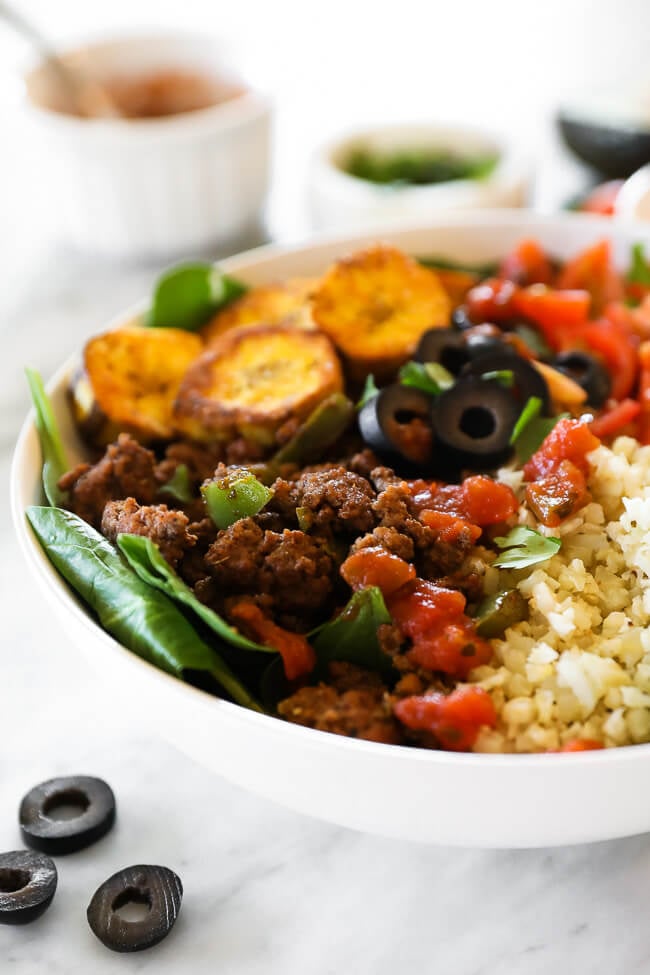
498,238,554,286
576,180,623,216
465,277,517,322
557,739,604,752
340,546,416,596
419,509,481,545
460,477,519,525
556,239,624,316
580,317,638,401
409,476,518,527
638,342,650,444
387,580,492,679
228,600,316,681
525,459,588,527
590,398,641,440
523,417,600,481
511,286,591,351
394,686,497,751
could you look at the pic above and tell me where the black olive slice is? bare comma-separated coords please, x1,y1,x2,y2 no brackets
358,384,434,464
432,377,520,468
464,333,514,360
20,776,116,855
0,850,57,925
552,350,611,407
87,864,183,952
451,306,474,330
413,328,469,374
462,351,550,412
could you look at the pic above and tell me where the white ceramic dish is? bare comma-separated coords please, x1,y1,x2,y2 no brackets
12,210,650,849
22,34,271,260
308,124,529,232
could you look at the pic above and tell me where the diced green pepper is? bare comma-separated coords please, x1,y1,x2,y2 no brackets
474,589,528,638
202,471,273,529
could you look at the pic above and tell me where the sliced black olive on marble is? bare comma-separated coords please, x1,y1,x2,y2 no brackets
432,377,520,469
87,864,183,953
552,350,611,407
19,776,116,855
414,328,469,374
462,351,550,412
358,384,434,464
0,850,57,925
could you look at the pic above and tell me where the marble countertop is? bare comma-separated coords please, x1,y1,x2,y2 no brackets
4,174,650,975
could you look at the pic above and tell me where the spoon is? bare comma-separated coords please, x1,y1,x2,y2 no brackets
0,0,121,118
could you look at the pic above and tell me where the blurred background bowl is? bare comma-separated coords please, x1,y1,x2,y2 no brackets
23,33,272,261
308,123,529,232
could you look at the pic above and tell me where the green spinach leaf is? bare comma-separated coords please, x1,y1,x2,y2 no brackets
27,507,264,712
117,533,273,655
25,368,69,507
313,587,394,678
148,262,247,331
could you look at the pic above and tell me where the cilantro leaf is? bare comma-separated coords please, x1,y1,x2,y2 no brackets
628,243,650,286
357,374,379,409
398,360,454,395
493,526,561,569
510,397,569,464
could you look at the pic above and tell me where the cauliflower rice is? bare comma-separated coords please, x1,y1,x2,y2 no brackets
471,436,650,753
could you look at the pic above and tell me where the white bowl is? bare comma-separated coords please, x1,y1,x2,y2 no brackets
12,211,650,849
615,164,650,221
308,124,529,232
22,34,271,260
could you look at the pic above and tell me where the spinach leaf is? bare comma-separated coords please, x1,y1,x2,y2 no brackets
510,397,568,464
313,587,394,678
25,368,69,507
27,507,264,712
493,525,561,569
148,262,247,331
117,533,273,655
158,464,194,504
398,360,454,395
357,374,379,409
628,243,650,286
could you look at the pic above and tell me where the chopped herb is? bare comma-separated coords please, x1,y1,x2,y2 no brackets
510,397,568,464
158,464,193,504
628,243,650,287
398,360,454,395
482,369,514,389
493,526,561,569
357,374,379,409
344,149,498,186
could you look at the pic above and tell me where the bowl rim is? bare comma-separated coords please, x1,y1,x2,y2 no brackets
12,208,650,770
21,30,272,139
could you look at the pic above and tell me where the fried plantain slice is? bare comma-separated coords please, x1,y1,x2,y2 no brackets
174,323,344,445
311,245,451,379
201,277,319,345
72,324,203,446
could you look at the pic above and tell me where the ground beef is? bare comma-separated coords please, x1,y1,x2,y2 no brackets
157,440,224,487
347,448,382,478
59,433,158,528
372,480,475,577
204,518,335,617
269,466,376,535
277,662,403,744
352,526,415,562
101,497,197,566
177,517,218,586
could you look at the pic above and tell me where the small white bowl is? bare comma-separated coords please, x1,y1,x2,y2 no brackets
615,164,650,221
13,212,650,849
308,123,529,232
22,34,272,261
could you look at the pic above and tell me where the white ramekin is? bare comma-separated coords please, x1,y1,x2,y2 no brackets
308,123,529,232
22,34,272,261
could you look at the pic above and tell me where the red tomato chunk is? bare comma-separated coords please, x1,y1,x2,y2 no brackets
388,580,493,679
410,475,518,526
523,418,600,481
522,419,599,527
394,686,497,751
498,238,554,287
340,547,416,596
229,600,316,681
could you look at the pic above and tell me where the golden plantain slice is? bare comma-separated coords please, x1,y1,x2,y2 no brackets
311,245,451,378
201,277,320,345
174,323,344,445
72,324,203,446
